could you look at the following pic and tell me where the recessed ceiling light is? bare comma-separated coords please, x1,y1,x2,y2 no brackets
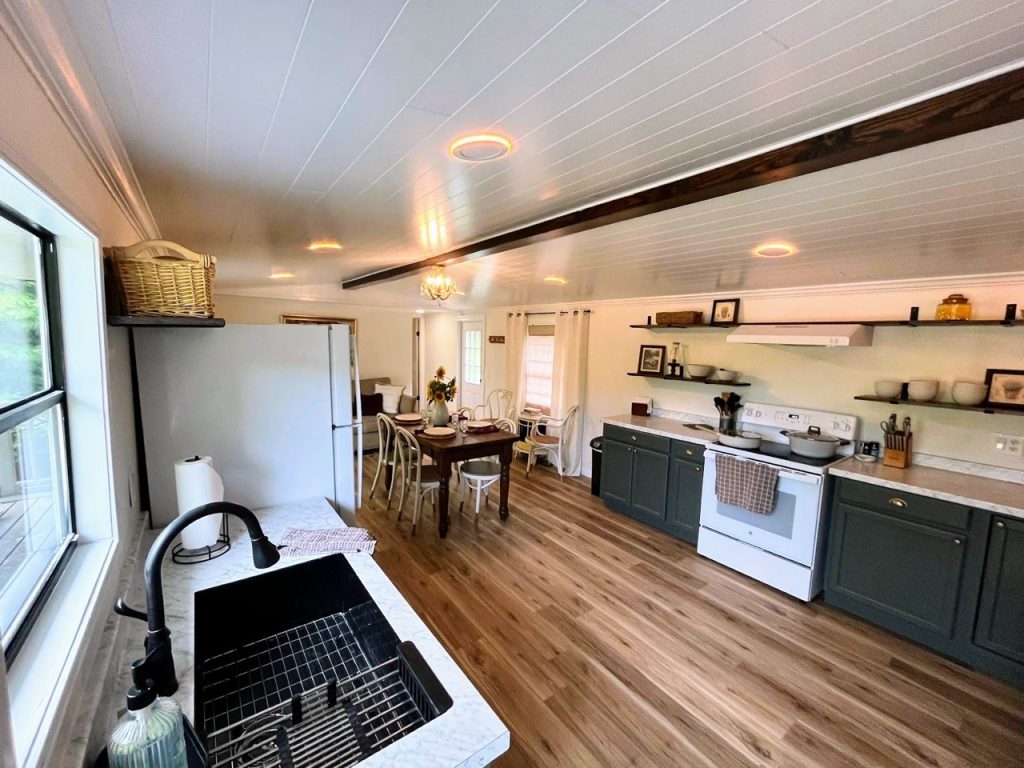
449,133,512,162
753,242,796,258
544,276,567,285
269,272,294,279
307,239,343,252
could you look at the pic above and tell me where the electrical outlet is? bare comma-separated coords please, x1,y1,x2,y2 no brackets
992,433,1024,458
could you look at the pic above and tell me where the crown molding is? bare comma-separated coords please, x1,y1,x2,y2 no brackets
0,0,158,240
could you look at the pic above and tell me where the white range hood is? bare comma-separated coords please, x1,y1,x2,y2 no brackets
726,323,873,347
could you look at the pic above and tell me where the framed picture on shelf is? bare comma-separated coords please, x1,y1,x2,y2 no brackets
984,368,1024,409
711,298,740,325
637,345,666,376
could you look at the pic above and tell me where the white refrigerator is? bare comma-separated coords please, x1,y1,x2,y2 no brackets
135,324,362,527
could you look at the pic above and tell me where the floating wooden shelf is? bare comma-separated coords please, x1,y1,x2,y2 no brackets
853,395,1024,416
107,315,226,328
628,372,751,386
631,319,1020,330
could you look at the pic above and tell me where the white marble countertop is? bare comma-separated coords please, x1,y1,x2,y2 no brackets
114,498,509,767
604,414,717,444
830,459,1024,521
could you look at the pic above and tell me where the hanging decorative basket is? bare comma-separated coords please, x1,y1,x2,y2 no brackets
107,239,216,318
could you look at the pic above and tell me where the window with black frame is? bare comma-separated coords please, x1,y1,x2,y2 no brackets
0,205,74,662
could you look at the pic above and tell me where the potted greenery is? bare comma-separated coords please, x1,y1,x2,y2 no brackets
426,367,457,426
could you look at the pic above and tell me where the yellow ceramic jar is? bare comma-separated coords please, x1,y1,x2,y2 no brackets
935,293,972,321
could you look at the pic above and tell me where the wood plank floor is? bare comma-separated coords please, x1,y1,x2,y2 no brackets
354,455,1024,767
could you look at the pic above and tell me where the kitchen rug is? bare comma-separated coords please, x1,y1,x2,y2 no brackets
278,527,377,556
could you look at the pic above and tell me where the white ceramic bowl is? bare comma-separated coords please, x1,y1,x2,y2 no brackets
717,430,763,450
685,364,714,380
907,379,939,402
873,380,902,398
952,380,988,406
712,369,738,382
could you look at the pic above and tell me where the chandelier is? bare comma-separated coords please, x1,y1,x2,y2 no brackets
420,265,458,302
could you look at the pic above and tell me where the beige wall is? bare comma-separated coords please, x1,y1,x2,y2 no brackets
487,279,1024,475
423,310,460,391
216,294,420,393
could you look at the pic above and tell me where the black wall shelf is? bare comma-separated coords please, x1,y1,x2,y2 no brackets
853,395,1024,417
108,315,226,328
628,372,750,386
631,319,1020,330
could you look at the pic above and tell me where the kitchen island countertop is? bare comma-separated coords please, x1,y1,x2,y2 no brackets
112,497,509,767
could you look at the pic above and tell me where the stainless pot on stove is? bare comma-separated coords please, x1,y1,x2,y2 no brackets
780,425,850,459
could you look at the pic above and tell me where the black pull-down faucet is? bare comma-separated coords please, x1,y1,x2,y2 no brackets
115,501,280,695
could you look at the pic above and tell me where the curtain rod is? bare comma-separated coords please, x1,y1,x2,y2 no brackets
507,309,591,317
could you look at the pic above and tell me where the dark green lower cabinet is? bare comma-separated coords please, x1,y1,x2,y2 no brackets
599,439,633,511
826,503,966,644
629,446,669,524
973,516,1024,665
599,427,703,544
665,455,703,544
826,479,1024,688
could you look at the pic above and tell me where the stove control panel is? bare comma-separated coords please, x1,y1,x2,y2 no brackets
741,402,858,438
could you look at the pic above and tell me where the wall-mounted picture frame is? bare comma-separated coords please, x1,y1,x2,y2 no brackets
984,368,1024,409
637,345,666,377
711,298,741,325
280,314,357,335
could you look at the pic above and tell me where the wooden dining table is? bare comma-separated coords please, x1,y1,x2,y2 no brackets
414,427,520,538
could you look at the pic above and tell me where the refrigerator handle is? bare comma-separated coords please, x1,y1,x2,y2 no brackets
350,329,363,508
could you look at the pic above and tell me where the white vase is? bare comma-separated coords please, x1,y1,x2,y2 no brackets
428,400,450,427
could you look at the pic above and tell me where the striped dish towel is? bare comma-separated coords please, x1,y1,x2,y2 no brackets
714,454,779,516
278,527,376,556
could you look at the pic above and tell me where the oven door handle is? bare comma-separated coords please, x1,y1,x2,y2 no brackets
706,451,822,485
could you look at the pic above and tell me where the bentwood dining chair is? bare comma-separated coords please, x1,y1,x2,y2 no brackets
394,426,441,534
525,405,579,480
458,418,516,525
368,413,399,510
474,389,514,420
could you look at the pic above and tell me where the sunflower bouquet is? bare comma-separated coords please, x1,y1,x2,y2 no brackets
427,366,457,403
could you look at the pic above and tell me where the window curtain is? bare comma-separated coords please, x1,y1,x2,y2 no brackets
551,309,590,476
504,312,528,414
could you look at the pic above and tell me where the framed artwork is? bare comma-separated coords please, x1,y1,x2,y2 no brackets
984,369,1024,408
280,314,357,335
637,345,666,376
711,298,740,325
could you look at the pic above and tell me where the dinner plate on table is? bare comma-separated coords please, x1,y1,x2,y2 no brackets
394,413,423,424
422,426,456,438
466,420,492,429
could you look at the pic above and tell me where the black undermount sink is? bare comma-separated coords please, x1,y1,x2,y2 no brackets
193,554,452,767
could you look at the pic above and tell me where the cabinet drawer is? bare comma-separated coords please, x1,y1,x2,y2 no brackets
604,424,670,453
837,478,971,531
671,440,705,462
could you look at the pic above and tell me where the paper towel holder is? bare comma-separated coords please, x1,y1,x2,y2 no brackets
171,457,232,564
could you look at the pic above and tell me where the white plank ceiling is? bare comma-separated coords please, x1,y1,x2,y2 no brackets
58,0,1024,304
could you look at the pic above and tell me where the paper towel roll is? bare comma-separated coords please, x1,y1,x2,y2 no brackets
174,455,225,549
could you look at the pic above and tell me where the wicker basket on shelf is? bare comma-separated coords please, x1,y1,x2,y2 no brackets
107,239,216,318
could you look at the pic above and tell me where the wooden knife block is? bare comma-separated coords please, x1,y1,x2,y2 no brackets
883,434,912,469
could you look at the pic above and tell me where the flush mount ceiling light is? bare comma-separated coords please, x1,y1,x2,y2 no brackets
269,272,294,279
544,276,567,285
449,133,512,162
420,265,458,302
752,242,796,258
307,239,343,252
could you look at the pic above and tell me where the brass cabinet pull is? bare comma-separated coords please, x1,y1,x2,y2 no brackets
995,521,1005,528
685,448,694,455
888,497,908,508
631,435,637,441
953,538,963,545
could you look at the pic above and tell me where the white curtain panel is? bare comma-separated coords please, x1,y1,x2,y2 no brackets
552,310,590,476
504,312,528,413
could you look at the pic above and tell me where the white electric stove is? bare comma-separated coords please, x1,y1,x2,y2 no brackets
697,403,858,601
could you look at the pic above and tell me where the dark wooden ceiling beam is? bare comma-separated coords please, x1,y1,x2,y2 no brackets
342,67,1024,290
